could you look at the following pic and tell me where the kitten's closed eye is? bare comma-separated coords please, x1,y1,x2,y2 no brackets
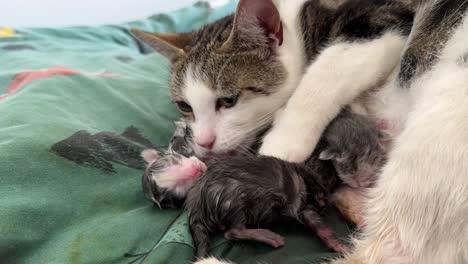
176,101,193,113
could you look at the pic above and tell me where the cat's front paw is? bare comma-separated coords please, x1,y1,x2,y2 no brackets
259,130,314,163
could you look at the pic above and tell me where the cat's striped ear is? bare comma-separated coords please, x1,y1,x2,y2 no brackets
130,29,193,61
220,0,283,53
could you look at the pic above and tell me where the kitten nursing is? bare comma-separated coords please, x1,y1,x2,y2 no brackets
142,110,385,258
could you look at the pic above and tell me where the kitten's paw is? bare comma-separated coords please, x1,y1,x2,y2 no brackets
225,228,285,248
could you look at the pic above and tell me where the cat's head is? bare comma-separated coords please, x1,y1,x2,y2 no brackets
132,0,292,157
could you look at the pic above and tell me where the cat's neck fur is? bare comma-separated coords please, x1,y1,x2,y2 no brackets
272,0,308,102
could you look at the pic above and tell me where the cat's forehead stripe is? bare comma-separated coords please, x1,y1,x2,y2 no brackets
183,65,217,111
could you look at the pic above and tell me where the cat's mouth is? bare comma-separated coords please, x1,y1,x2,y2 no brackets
204,150,237,160
192,131,263,159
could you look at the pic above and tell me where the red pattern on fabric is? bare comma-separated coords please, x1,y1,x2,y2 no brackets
1,66,121,101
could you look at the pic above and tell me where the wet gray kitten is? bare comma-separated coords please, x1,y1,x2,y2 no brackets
186,154,348,258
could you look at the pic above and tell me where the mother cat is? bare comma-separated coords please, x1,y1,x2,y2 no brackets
132,0,468,263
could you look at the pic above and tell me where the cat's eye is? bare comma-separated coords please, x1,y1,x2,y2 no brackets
246,86,269,96
176,101,193,113
216,95,239,109
246,87,259,92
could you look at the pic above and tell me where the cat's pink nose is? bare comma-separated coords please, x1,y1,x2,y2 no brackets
196,136,216,149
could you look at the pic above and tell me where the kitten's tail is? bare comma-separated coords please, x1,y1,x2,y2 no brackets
189,215,211,259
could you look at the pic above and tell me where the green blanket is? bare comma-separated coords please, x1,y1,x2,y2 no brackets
0,1,351,263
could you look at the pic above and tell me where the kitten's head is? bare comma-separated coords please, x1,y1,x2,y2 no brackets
141,149,206,208
132,0,290,157
319,135,386,188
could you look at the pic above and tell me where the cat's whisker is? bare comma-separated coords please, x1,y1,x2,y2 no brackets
234,107,277,132
235,145,258,157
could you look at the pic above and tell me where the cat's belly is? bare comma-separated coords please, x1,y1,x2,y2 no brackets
349,73,411,147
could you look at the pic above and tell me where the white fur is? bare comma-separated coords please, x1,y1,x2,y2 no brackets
193,257,232,264
260,31,407,162
183,68,218,155
346,67,412,143
273,0,308,97
329,12,468,264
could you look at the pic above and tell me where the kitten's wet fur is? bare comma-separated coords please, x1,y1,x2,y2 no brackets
186,155,348,258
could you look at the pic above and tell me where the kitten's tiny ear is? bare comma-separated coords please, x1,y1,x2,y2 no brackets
220,0,283,52
319,149,337,160
141,149,160,164
319,150,340,161
130,29,192,61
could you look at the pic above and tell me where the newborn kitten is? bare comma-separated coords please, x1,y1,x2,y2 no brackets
141,149,205,209
318,109,386,188
168,120,195,157
186,155,348,258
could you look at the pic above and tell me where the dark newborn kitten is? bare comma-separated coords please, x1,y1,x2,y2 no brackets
167,120,195,157
186,154,347,258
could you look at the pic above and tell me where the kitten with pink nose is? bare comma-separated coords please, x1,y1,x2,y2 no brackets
141,149,206,209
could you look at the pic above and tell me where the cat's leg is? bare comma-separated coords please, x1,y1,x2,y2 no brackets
224,228,285,248
328,63,468,264
260,31,406,162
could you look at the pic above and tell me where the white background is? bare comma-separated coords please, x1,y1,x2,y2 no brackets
0,0,228,28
